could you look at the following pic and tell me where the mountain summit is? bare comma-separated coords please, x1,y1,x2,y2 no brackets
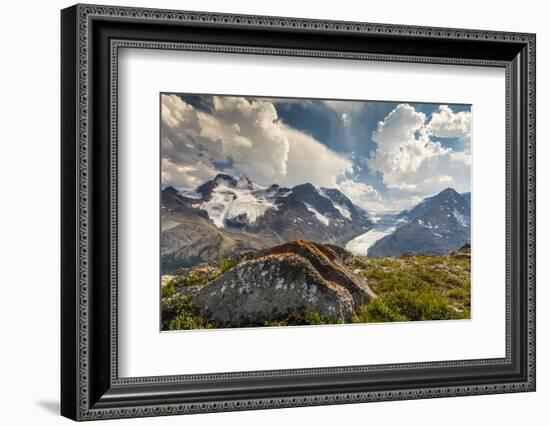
398,187,469,223
161,174,372,271
368,188,471,257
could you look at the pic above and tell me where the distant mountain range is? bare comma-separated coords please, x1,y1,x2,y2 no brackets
161,174,372,272
161,173,471,271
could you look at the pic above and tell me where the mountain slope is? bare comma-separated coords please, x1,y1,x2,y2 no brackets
161,174,373,271
161,181,282,272
368,188,470,257
250,182,371,246
398,188,469,223
460,192,471,207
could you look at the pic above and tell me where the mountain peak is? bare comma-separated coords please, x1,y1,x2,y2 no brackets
321,187,352,204
440,187,458,195
292,182,318,192
214,173,238,184
399,187,469,223
369,186,471,258
163,185,179,195
436,188,468,205
197,173,241,198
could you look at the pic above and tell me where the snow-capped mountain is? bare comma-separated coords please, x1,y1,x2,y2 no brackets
161,174,372,271
397,188,470,224
161,175,471,269
368,188,471,257
190,174,286,228
165,174,372,231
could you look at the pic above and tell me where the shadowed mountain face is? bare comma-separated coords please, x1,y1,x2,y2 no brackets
398,188,470,223
368,188,470,257
460,192,471,207
161,174,372,272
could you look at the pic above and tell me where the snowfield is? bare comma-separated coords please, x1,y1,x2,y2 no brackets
345,227,396,256
453,209,469,227
304,203,330,226
331,202,352,220
200,182,278,228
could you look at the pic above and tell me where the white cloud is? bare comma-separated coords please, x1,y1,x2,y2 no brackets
336,179,384,211
161,158,216,189
340,113,351,127
282,127,352,187
337,179,424,213
161,94,352,189
427,104,472,152
323,100,365,115
323,100,365,128
427,104,471,139
367,104,471,197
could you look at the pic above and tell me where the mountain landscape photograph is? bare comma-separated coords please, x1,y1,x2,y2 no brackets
160,93,472,330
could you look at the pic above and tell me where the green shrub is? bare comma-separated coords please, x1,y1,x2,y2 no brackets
218,257,239,273
352,299,405,323
161,279,178,299
163,295,219,330
160,273,211,301
257,308,341,327
304,310,329,325
383,289,460,321
182,273,209,288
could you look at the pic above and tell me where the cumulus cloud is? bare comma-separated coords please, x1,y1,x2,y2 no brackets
282,127,352,187
427,104,471,139
161,158,216,189
367,104,471,197
161,94,352,189
427,105,472,152
336,179,424,213
336,179,385,211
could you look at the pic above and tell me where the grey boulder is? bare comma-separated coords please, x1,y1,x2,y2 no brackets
191,240,375,325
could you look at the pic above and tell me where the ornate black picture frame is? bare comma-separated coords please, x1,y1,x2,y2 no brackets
61,4,536,421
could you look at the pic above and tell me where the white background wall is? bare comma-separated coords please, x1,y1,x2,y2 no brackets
0,0,547,424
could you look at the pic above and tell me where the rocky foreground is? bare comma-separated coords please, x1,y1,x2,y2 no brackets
161,242,471,330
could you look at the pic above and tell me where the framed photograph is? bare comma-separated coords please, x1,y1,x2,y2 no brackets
61,4,536,421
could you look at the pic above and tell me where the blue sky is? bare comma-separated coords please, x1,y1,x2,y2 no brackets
161,94,471,212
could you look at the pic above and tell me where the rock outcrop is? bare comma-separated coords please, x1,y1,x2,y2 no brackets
191,240,375,325
450,244,471,258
